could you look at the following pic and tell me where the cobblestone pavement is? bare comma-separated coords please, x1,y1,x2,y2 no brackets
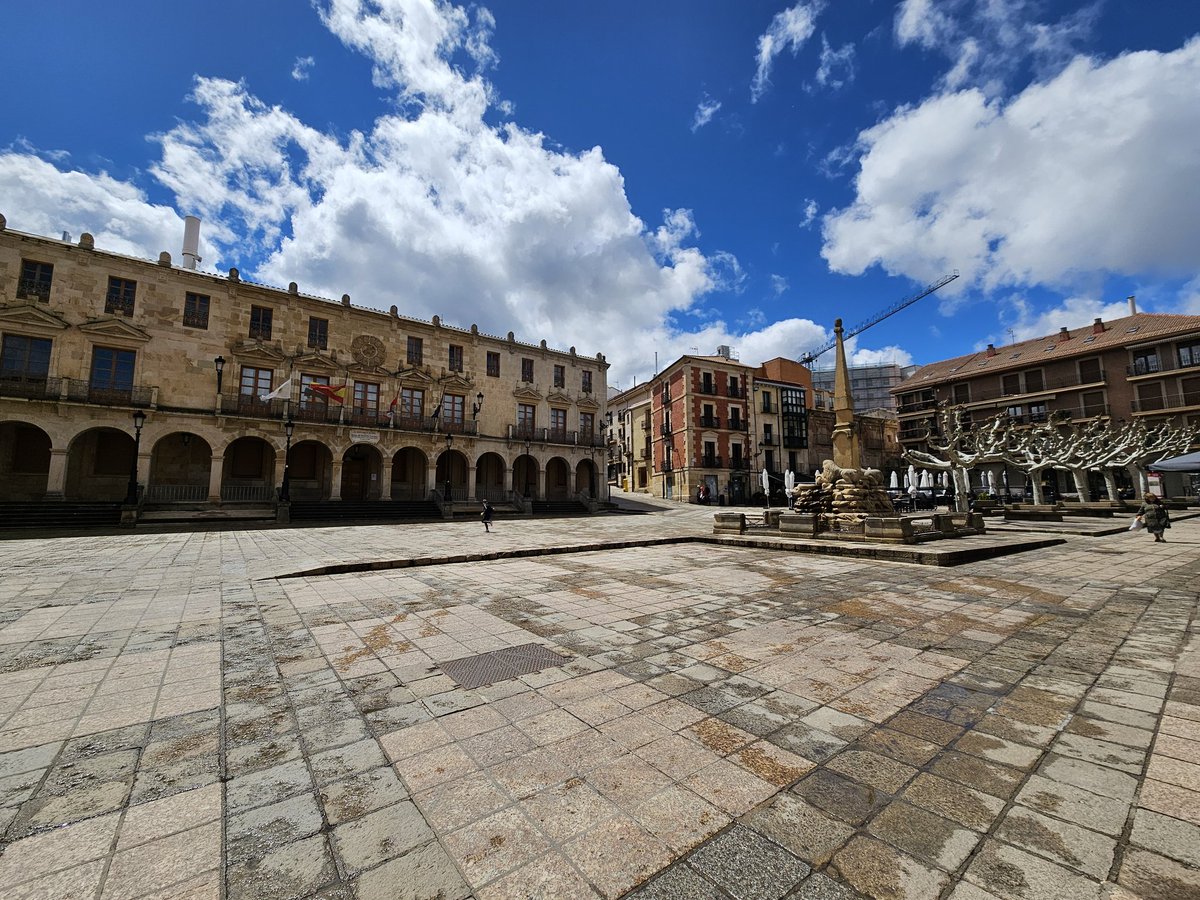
0,503,1198,899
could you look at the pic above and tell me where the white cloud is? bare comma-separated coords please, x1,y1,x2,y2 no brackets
769,274,788,296
998,293,1143,343
848,344,914,366
814,34,855,90
894,0,1098,94
691,96,722,132
799,199,818,229
0,154,194,262
291,56,316,81
822,39,1200,298
751,1,824,103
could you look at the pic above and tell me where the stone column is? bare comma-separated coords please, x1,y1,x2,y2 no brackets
382,456,394,501
503,465,513,496
330,461,343,500
426,464,438,500
537,466,546,500
208,456,224,503
44,449,69,499
467,462,478,501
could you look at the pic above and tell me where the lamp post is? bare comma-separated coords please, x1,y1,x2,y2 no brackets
280,418,294,502
126,410,146,505
214,356,225,394
472,391,484,419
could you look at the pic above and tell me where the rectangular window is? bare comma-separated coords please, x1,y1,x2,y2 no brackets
17,260,53,302
353,381,379,413
400,387,424,422
1029,401,1048,422
407,336,423,366
300,373,331,412
1179,342,1200,368
729,408,742,428
308,317,328,349
781,387,804,412
731,444,744,466
183,292,209,329
90,346,135,392
1136,383,1164,411
105,277,136,316
249,305,273,341
521,358,534,382
701,373,714,394
240,366,273,397
761,390,773,413
1002,373,1022,395
1024,369,1044,392
1,335,52,382
1081,391,1106,417
1131,351,1159,376
582,370,593,393
952,384,970,404
1006,405,1024,419
763,423,774,444
487,351,500,377
729,376,740,397
442,393,465,425
580,412,595,439
1078,358,1102,383
553,364,565,388
448,344,464,372
550,408,567,439
517,402,536,438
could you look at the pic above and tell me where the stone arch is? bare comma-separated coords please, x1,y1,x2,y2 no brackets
65,426,134,501
435,449,469,501
286,439,334,501
390,447,429,500
341,443,383,501
221,436,277,502
147,432,213,502
546,457,571,500
575,458,599,499
475,451,506,501
0,421,52,500
512,453,539,499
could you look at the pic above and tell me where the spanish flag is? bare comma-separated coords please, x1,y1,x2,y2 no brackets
305,382,346,404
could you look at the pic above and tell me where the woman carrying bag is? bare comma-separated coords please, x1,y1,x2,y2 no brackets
1136,493,1171,543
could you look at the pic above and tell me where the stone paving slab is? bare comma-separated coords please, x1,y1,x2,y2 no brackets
0,504,1196,898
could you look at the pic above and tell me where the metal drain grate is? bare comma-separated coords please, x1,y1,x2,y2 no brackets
439,642,569,690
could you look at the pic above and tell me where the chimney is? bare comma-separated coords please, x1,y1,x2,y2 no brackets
1092,317,1105,335
182,216,202,270
1128,295,1137,316
1057,326,1070,343
985,343,997,357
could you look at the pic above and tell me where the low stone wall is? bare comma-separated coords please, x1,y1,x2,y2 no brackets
713,512,746,535
725,511,985,544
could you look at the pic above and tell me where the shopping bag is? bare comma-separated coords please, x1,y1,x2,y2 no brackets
1128,517,1144,532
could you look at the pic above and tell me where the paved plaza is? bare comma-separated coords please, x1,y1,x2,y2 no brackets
0,499,1198,900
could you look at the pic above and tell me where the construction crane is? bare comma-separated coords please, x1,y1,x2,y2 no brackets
799,270,960,365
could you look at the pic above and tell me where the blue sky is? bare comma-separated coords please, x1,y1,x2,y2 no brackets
3,0,1199,390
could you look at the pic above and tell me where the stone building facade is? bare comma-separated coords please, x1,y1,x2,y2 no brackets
0,216,609,509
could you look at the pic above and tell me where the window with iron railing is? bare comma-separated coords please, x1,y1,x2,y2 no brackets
1179,342,1200,369
308,317,328,349
183,292,209,329
90,346,135,395
487,351,500,377
549,408,567,441
249,305,273,341
17,260,53,302
105,277,136,316
517,402,536,438
553,365,565,388
442,393,465,425
448,344,464,372
582,370,592,393
522,358,534,382
1,334,52,388
407,336,423,366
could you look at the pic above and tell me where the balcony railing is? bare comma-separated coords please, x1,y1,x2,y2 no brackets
782,436,806,449
221,394,288,419
727,386,747,398
760,436,776,446
897,398,938,414
962,371,1108,403
699,455,722,468
729,458,750,470
640,448,652,459
660,424,672,437
438,419,478,436
761,401,774,413
347,408,384,427
16,278,51,302
510,423,540,442
294,402,341,424
547,427,570,444
1132,390,1200,413
1128,356,1200,377
699,415,720,428
182,312,209,329
0,374,59,400
728,419,747,431
698,384,718,396
65,379,154,408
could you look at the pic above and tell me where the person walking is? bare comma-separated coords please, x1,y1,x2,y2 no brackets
1136,492,1171,542
481,499,494,532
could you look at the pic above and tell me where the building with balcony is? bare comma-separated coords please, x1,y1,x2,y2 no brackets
892,308,1200,497
810,362,916,413
0,215,609,514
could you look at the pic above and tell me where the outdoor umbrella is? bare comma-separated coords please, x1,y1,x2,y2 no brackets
889,470,899,490
920,470,931,489
761,468,771,509
907,464,917,490
988,470,999,494
1150,451,1200,472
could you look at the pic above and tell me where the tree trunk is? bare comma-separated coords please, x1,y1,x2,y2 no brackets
1130,464,1148,496
952,467,971,511
1028,468,1046,505
1102,469,1119,501
1070,468,1091,502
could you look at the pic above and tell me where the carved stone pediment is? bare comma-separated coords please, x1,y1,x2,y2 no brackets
231,339,287,363
398,368,436,386
78,317,151,344
546,389,572,405
513,385,542,402
439,374,475,392
293,351,339,373
576,395,601,412
0,303,69,336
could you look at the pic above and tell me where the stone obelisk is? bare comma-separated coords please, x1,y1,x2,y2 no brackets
830,318,860,470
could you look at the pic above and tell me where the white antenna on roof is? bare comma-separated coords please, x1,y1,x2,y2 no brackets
182,216,202,270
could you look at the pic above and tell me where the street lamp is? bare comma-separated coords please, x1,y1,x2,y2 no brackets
125,409,146,505
280,418,295,502
472,392,484,419
214,356,225,394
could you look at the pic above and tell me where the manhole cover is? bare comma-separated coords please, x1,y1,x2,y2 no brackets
439,642,569,690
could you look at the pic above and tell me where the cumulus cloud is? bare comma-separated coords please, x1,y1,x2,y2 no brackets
894,0,1098,93
751,1,824,103
769,274,788,296
822,39,1200,299
848,344,914,366
998,293,1143,343
799,199,818,229
0,154,194,262
691,96,722,132
291,56,316,81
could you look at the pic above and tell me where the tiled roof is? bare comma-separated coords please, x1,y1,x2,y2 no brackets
895,313,1200,391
